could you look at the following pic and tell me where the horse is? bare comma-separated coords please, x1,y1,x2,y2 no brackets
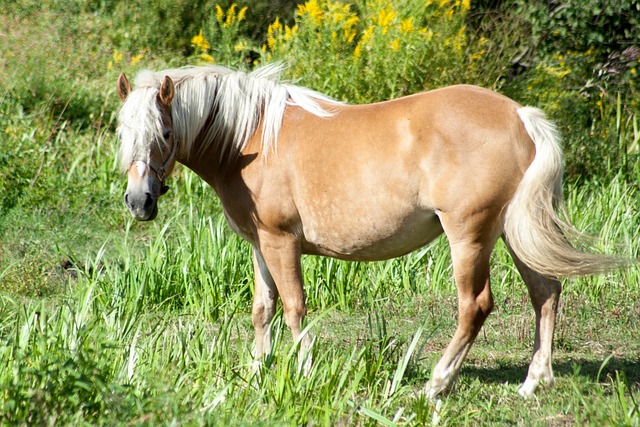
115,64,627,399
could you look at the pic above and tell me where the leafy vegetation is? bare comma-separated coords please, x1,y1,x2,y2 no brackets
0,0,638,424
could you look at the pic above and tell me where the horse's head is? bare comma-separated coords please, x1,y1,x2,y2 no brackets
116,72,177,221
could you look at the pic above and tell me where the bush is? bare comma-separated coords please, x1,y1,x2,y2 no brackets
467,0,640,183
261,0,471,102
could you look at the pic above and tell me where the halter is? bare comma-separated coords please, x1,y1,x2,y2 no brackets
142,139,178,195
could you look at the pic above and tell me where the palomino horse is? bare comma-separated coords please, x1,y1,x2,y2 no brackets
116,65,625,399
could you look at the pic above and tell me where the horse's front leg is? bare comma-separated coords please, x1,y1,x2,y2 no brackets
255,232,313,373
251,248,279,369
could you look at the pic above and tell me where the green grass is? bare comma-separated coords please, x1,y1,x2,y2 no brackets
1,158,638,425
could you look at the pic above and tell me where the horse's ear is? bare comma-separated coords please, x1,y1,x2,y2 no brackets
158,75,174,106
117,73,131,102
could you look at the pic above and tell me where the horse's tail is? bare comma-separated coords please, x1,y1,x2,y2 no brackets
503,106,629,277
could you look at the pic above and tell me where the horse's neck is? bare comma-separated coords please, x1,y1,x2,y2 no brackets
177,132,252,195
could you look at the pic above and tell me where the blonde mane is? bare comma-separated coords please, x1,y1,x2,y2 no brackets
118,64,340,170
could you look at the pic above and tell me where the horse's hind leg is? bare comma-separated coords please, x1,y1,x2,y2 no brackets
506,241,562,398
425,212,499,398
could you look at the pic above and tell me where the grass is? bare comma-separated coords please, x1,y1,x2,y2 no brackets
1,156,638,424
0,88,638,426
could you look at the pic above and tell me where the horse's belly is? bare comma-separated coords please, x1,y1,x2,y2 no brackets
300,210,443,261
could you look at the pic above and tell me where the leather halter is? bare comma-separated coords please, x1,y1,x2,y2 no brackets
141,139,177,195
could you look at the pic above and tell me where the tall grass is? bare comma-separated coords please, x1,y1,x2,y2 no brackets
2,172,638,424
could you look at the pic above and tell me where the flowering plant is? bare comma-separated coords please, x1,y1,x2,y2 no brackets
190,1,470,102
263,0,470,102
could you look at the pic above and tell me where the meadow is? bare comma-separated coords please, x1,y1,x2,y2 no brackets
1,0,639,425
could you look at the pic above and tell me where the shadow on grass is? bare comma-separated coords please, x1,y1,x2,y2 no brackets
462,356,640,388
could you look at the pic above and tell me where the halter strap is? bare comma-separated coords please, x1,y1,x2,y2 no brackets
137,140,178,193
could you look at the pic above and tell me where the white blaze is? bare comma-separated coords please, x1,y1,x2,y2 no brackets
135,161,148,177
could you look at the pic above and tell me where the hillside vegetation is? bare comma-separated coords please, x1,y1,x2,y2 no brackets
0,0,638,425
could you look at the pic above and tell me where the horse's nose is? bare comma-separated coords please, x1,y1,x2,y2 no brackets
143,192,154,209
125,191,153,208
124,191,157,221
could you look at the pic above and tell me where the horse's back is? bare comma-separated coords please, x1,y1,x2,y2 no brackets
241,85,535,260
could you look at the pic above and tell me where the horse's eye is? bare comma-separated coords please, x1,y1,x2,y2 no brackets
163,130,172,140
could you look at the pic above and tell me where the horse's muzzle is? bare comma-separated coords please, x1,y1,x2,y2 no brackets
124,191,158,221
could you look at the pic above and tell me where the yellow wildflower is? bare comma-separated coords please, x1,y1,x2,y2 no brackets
419,27,434,41
191,29,210,51
390,38,400,51
470,50,484,61
341,14,359,43
327,2,349,24
344,28,357,43
343,15,359,31
298,0,323,25
238,6,247,22
268,17,283,35
361,25,375,46
131,53,144,65
267,17,283,50
354,25,375,58
400,17,414,33
112,49,123,64
267,37,276,51
225,4,237,27
376,6,397,32
354,44,362,58
215,5,224,24
200,53,215,63
284,24,298,42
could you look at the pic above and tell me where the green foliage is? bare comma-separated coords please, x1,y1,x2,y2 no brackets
2,304,125,424
507,63,639,182
516,0,639,67
209,0,306,45
260,0,470,102
95,0,221,55
189,4,258,68
467,0,640,182
471,0,640,88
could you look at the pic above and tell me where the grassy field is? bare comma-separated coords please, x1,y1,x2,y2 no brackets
1,155,639,425
1,1,640,425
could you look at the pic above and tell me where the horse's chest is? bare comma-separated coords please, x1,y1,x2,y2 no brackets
223,209,256,243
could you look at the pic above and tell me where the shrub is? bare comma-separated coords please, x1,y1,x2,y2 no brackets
190,4,258,68
467,0,640,183
261,0,470,102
